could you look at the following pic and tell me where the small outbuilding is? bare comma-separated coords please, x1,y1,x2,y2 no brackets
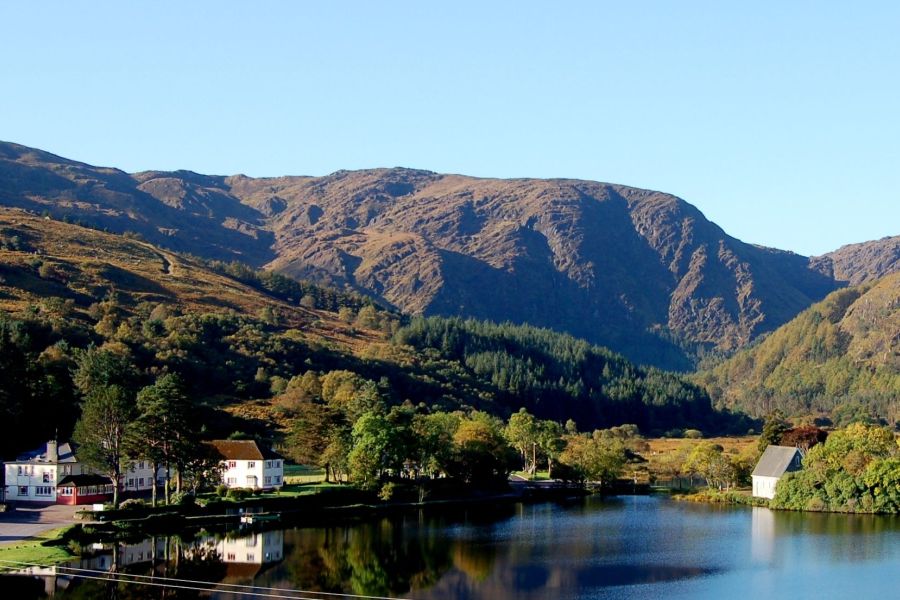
56,474,115,505
752,445,803,499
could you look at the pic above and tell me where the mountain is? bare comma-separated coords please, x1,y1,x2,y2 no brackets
812,236,900,285
0,209,740,458
0,141,855,369
695,272,900,426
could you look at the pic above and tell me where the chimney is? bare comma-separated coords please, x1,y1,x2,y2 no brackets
46,440,58,463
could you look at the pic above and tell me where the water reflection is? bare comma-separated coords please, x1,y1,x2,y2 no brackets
751,504,900,567
6,497,900,599
6,530,283,598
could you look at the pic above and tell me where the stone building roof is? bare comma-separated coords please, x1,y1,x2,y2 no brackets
752,445,803,478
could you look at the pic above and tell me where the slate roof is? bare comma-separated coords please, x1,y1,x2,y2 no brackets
752,445,803,478
207,440,283,461
57,474,113,487
12,442,79,464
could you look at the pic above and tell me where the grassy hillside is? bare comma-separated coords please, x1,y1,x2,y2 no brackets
0,210,745,458
696,273,900,426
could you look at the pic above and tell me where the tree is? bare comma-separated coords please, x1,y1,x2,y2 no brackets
683,442,735,490
758,410,789,453
561,432,627,487
780,426,828,451
536,420,565,478
505,409,540,476
451,412,517,485
349,411,396,489
412,411,461,478
72,347,138,395
130,374,194,506
73,385,135,507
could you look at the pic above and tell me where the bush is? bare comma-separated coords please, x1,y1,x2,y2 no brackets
170,492,196,507
215,484,228,498
378,482,397,502
226,488,252,501
119,498,146,510
806,497,826,512
683,429,704,439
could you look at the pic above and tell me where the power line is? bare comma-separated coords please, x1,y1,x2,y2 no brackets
0,558,413,600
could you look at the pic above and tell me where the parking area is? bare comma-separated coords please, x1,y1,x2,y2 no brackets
0,503,80,544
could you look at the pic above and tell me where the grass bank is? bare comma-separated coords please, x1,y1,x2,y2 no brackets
672,488,770,507
0,525,79,568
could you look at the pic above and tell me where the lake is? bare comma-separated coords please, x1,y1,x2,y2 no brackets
8,495,900,598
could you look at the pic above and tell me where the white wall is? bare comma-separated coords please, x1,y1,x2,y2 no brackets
752,475,780,499
221,459,283,489
4,462,83,502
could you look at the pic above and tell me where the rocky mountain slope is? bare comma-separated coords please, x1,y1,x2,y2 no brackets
0,141,872,369
813,236,900,285
695,272,900,425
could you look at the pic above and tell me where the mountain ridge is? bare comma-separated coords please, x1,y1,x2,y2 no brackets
2,140,894,369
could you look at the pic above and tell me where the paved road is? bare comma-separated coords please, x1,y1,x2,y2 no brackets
0,504,79,544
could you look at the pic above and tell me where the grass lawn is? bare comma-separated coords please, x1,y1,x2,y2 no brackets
512,470,552,481
0,526,76,568
283,464,329,484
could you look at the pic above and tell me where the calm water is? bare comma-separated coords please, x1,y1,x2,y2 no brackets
11,495,900,599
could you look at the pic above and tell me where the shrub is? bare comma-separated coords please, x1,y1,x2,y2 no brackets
215,484,229,498
378,482,396,502
119,498,146,510
806,497,826,512
170,492,196,507
226,488,251,501
683,429,704,439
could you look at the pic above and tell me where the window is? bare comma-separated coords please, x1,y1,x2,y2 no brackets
247,461,255,469
246,553,255,562
265,461,271,468
226,477,237,485
265,476,272,485
18,486,28,496
17,466,22,476
274,475,281,484
42,472,51,483
139,461,145,470
35,486,53,496
226,553,236,561
138,478,144,487
128,478,135,488
62,465,72,475
227,461,237,469
59,487,73,496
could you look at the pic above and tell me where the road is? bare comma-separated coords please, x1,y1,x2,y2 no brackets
0,504,80,544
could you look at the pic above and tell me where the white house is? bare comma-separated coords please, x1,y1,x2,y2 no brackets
122,460,166,494
751,445,803,499
207,440,284,490
4,441,84,503
4,440,165,504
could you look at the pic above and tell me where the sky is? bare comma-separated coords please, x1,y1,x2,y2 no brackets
1,1,898,256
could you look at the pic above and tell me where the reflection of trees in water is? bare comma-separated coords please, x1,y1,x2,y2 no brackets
283,515,457,596
770,509,900,563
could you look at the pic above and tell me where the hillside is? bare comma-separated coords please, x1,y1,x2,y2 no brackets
695,272,900,426
0,210,741,458
0,141,848,370
813,235,900,285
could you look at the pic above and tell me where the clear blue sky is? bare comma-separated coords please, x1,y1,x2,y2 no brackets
2,2,898,255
